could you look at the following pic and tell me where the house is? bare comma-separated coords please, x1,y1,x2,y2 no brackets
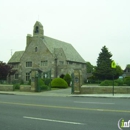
8,21,86,83
123,64,130,77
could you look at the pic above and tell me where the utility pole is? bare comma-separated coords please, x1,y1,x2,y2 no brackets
111,60,116,96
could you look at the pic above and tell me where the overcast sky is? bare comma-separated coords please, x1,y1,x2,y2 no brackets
0,0,130,69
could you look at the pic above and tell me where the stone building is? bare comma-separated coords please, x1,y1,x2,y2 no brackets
8,21,86,83
123,64,130,77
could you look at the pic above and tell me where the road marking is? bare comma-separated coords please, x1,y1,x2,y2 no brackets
97,109,104,111
74,101,115,105
0,101,130,113
23,116,84,125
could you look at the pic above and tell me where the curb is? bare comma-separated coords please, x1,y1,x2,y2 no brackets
68,95,130,99
0,92,15,95
0,91,130,99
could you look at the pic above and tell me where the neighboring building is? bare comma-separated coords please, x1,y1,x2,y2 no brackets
8,21,86,83
123,64,130,77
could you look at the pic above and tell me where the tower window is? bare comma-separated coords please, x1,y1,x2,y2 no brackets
35,47,38,52
35,26,39,33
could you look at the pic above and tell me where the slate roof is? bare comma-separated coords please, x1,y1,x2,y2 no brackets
43,36,85,63
8,51,24,63
126,64,130,68
8,36,85,63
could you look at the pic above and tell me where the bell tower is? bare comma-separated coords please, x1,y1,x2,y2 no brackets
33,21,44,38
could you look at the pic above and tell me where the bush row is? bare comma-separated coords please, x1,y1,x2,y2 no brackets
12,73,72,90
100,77,130,86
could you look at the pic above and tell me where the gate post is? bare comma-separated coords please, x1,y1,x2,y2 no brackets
30,69,41,92
71,69,82,94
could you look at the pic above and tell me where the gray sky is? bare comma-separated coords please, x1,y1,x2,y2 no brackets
0,0,130,69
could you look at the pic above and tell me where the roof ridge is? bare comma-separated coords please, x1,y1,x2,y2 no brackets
44,35,71,45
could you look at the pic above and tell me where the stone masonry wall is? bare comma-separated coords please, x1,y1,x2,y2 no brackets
81,86,130,94
0,85,14,91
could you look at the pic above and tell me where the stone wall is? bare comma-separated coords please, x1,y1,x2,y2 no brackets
20,85,31,92
81,86,130,94
0,85,14,91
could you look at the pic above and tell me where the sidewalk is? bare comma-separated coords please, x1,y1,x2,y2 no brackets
0,88,130,98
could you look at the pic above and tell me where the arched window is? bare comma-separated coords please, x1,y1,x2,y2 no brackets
35,47,38,52
35,26,39,33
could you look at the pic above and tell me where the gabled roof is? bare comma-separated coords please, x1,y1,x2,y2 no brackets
8,51,24,63
43,36,85,63
8,36,85,64
34,21,43,27
126,64,130,68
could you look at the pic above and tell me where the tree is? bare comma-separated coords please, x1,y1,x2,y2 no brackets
63,74,71,86
114,65,123,79
94,46,113,80
86,62,94,73
0,62,12,81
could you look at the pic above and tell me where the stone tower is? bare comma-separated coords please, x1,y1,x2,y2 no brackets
26,21,44,48
33,21,44,38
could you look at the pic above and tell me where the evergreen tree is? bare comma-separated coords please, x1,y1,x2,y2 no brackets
94,46,113,80
64,74,71,86
114,65,123,79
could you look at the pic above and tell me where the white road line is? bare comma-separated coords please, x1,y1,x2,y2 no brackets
97,109,104,111
74,101,115,105
23,116,84,125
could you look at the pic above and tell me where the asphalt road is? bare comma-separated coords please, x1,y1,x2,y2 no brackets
0,94,130,130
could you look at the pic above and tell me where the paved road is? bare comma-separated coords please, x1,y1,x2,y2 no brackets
0,94,130,130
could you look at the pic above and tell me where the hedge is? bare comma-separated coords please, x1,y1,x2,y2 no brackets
51,78,68,88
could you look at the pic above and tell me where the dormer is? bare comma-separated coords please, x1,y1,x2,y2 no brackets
33,21,44,38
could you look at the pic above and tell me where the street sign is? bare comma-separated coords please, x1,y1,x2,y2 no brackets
111,60,116,96
111,60,116,68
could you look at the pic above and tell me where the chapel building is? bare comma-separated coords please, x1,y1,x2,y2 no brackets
8,21,86,83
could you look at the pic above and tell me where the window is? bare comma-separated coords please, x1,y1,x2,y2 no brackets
14,74,19,79
41,60,48,66
35,47,38,52
68,61,73,65
35,26,39,33
26,62,32,67
26,73,30,81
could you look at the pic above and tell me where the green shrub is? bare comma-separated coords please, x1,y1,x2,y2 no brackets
13,83,20,90
38,78,44,86
51,78,68,88
0,80,6,84
43,78,52,86
40,84,48,90
20,79,24,85
115,79,124,86
28,79,31,85
38,78,49,90
100,80,112,86
64,74,71,86
100,80,118,86
124,77,130,86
